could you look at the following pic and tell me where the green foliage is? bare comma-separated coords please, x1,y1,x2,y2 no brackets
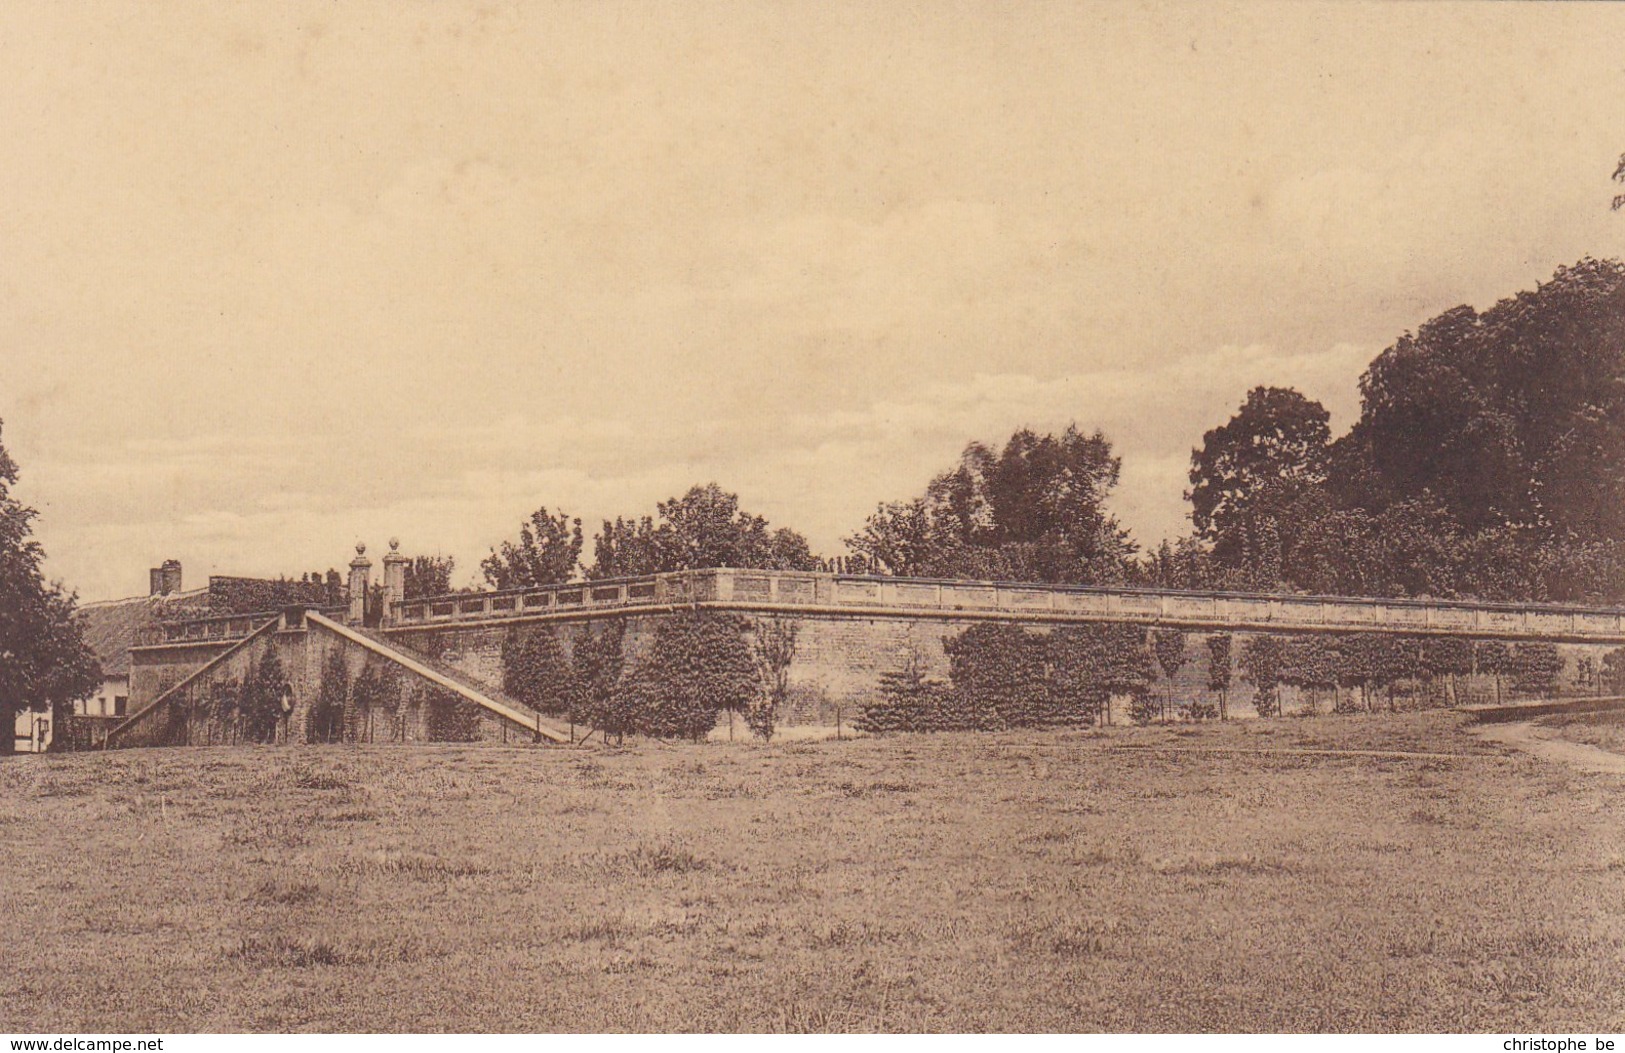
206,574,342,615
1282,635,1338,714
348,665,379,743
857,653,948,733
1153,630,1188,682
1205,634,1233,718
1475,640,1514,703
423,686,483,742
1240,635,1285,717
1576,654,1599,695
0,420,99,752
349,663,405,743
1048,627,1108,727
624,612,755,741
403,555,456,599
748,619,798,743
502,626,576,717
589,483,820,578
1420,637,1474,679
1097,624,1156,704
1418,637,1474,706
944,623,1050,730
307,650,350,743
845,426,1137,585
482,506,584,589
935,622,1152,731
1140,537,1216,589
1152,629,1188,720
1048,623,1156,726
1358,260,1625,543
1510,643,1563,697
1603,647,1625,694
1188,386,1331,580
1171,260,1625,603
239,647,291,744
572,622,629,739
207,676,240,724
1475,640,1512,677
1329,633,1415,710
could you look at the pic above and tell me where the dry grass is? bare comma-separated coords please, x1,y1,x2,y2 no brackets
2,710,1623,1032
1542,709,1625,755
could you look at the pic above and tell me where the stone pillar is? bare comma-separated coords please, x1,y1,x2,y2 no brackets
381,537,408,626
348,543,372,625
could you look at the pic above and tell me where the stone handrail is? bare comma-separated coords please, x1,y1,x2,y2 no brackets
376,568,1625,644
137,606,347,647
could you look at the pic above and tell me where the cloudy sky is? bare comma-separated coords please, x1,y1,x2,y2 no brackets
4,1,1625,601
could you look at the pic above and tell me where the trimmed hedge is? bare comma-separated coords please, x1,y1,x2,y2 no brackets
862,621,1156,734
624,612,756,741
502,625,576,717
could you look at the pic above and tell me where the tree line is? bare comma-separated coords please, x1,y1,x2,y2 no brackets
306,652,483,744
494,609,1619,745
856,626,1618,734
500,612,797,743
476,259,1625,610
4,258,1625,736
1169,258,1625,604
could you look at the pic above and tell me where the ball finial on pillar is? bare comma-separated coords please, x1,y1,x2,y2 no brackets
348,542,373,624
381,536,409,626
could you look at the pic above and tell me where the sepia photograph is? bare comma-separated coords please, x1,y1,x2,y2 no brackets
3,0,1625,1038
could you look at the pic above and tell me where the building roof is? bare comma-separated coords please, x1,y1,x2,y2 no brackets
77,588,208,677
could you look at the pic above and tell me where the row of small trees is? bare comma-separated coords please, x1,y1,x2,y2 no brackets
1235,634,1584,716
501,612,800,743
307,651,483,744
857,623,1158,733
182,649,292,745
856,625,1617,734
279,624,1624,746
506,612,1622,742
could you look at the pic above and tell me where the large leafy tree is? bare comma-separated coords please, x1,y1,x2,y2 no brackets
847,426,1137,584
1177,259,1625,604
588,483,819,578
0,422,98,753
624,611,755,741
482,506,584,589
501,625,576,718
403,555,457,599
1357,259,1625,542
1187,386,1331,580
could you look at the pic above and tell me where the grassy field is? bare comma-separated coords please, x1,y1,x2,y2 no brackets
1543,708,1625,756
2,711,1623,1033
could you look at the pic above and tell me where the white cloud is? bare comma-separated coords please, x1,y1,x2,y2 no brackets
6,2,1625,599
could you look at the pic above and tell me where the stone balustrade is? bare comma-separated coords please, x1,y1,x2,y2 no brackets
376,568,1625,644
136,606,347,648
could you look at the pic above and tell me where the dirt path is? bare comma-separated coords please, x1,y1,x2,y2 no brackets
1469,719,1625,775
1098,744,1478,761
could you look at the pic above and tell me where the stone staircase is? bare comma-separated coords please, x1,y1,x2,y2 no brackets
307,612,577,744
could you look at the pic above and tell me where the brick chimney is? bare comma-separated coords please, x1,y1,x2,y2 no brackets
149,559,182,596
